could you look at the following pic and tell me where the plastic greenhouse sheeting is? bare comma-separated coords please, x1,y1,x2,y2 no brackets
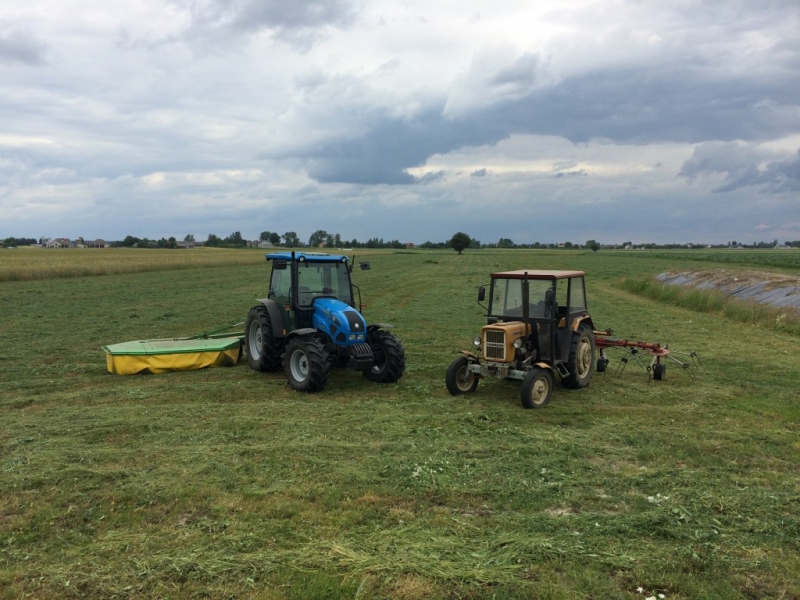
103,337,243,375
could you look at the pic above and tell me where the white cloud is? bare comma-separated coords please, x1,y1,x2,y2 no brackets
1,0,799,244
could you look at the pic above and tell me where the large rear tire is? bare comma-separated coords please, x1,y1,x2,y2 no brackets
245,305,282,372
521,367,553,409
563,323,595,389
363,331,405,383
445,356,479,395
284,336,331,392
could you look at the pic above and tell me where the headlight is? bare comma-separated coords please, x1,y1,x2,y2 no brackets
513,338,523,349
473,336,481,347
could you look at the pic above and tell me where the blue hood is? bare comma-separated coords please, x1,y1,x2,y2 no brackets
312,297,367,346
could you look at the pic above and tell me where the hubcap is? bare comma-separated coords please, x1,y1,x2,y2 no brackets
531,376,549,404
457,366,473,391
249,322,262,359
289,349,309,382
577,337,592,378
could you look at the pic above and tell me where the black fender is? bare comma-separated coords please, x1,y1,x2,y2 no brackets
285,328,318,343
256,297,287,338
367,323,394,333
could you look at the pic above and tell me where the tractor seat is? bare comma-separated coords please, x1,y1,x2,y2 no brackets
297,286,313,306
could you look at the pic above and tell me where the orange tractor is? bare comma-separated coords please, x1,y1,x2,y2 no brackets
446,269,699,408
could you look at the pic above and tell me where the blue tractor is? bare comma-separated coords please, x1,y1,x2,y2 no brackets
245,251,406,392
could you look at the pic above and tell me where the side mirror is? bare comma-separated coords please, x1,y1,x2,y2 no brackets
478,286,485,302
360,262,371,270
272,260,287,270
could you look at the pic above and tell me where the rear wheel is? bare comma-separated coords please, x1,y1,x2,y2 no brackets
563,323,595,388
284,336,331,392
445,356,479,395
521,367,553,409
363,331,405,383
245,305,282,372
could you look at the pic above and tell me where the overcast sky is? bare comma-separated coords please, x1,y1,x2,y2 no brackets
2,1,799,245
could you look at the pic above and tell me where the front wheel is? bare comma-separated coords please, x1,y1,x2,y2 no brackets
521,367,554,409
445,356,479,395
363,331,406,383
284,336,331,393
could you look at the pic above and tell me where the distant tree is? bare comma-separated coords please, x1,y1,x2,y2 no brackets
449,232,472,255
497,237,514,248
206,233,221,247
224,231,246,247
122,235,140,247
585,239,600,252
282,231,300,248
308,229,329,247
168,236,177,248
184,234,195,242
8,236,45,246
268,232,281,245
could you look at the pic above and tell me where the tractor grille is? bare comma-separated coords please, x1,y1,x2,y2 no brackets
484,330,506,361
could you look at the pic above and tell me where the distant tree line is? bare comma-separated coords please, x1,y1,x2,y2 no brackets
6,232,800,251
2,237,37,247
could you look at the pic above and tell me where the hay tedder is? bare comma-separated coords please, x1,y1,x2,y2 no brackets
445,269,700,409
594,330,701,380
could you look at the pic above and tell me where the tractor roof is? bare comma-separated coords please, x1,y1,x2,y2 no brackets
265,252,348,263
491,269,585,280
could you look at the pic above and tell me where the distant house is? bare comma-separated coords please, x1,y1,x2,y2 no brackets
45,238,73,248
87,239,109,248
405,242,416,249
177,241,196,249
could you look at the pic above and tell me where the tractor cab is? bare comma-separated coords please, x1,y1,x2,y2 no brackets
266,252,363,337
479,270,592,366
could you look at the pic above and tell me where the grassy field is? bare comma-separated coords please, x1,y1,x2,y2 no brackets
1,248,798,599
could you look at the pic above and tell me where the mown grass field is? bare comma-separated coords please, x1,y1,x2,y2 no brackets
1,247,798,599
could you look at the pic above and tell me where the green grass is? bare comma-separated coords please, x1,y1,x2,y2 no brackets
1,249,799,599
607,248,800,271
619,276,800,335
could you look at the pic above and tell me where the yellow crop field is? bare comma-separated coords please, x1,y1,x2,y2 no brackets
0,247,266,281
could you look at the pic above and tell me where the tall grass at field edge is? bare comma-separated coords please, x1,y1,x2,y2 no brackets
619,276,800,334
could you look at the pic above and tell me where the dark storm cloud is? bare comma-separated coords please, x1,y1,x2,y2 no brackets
0,29,46,65
299,59,800,184
680,143,800,193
